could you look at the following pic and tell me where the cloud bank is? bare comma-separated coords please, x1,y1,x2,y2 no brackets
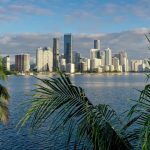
0,28,150,63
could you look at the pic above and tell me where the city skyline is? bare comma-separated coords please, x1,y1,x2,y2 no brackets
3,35,148,74
0,1,150,61
0,28,150,63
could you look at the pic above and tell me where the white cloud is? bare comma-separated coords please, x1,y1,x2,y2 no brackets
8,4,52,16
0,28,150,63
0,2,52,22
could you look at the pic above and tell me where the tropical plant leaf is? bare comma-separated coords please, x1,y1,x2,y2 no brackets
0,56,10,124
18,73,133,150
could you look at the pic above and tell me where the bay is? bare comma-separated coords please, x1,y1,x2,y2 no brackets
0,73,147,149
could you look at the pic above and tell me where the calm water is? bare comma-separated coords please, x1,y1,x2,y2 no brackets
0,73,147,150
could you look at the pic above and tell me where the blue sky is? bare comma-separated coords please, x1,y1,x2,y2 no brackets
0,0,150,33
0,0,150,62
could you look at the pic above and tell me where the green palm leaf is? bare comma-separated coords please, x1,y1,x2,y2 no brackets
0,56,10,124
18,72,132,150
127,85,150,149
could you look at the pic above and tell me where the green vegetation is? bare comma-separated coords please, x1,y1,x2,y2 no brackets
18,35,150,149
0,57,10,124
4,70,17,75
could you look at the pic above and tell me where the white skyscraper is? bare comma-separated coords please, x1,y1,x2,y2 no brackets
2,56,10,71
66,63,75,73
130,60,143,72
90,49,100,59
36,47,53,72
112,57,119,71
105,48,112,65
90,58,102,72
80,58,90,72
119,51,129,72
112,57,122,72
86,58,91,71
100,51,105,66
60,58,66,72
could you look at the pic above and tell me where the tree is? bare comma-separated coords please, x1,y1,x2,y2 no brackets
18,35,150,149
18,72,133,150
0,57,10,124
18,73,150,150
125,33,150,150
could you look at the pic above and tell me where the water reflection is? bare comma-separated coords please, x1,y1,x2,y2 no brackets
0,73,147,149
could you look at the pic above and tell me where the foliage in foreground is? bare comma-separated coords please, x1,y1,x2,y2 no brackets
18,72,136,150
0,57,10,124
19,35,150,149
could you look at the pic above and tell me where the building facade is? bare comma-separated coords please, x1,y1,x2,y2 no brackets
2,56,10,71
94,40,100,49
53,38,60,71
90,49,100,59
15,54,30,72
119,51,129,72
73,51,81,71
36,47,53,72
105,48,112,66
64,34,72,64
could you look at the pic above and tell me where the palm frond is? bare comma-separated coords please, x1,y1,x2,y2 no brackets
0,84,9,124
0,56,10,124
127,83,150,149
18,73,132,150
0,57,7,81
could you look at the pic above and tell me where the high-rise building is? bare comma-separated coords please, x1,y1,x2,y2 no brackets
36,47,43,72
73,51,81,71
90,58,102,72
2,56,10,71
100,51,105,66
15,54,30,72
66,63,75,73
80,62,88,72
90,49,100,59
64,34,72,64
105,48,112,65
53,38,60,71
130,60,143,72
112,57,122,72
60,58,66,72
36,47,53,72
94,40,100,49
119,51,129,72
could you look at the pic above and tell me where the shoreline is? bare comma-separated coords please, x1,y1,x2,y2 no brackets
8,71,149,77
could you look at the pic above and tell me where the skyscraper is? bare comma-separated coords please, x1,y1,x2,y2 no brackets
73,51,81,71
105,48,112,65
2,56,10,71
94,40,100,49
90,49,100,59
100,51,105,66
15,54,30,72
53,38,60,71
36,47,53,72
64,34,72,64
112,57,122,72
119,51,129,72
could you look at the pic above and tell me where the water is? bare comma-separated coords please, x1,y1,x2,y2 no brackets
0,73,147,150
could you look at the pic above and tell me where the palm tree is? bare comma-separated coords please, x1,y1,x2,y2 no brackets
18,35,150,150
125,34,150,150
18,72,133,150
0,57,10,124
18,72,150,150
